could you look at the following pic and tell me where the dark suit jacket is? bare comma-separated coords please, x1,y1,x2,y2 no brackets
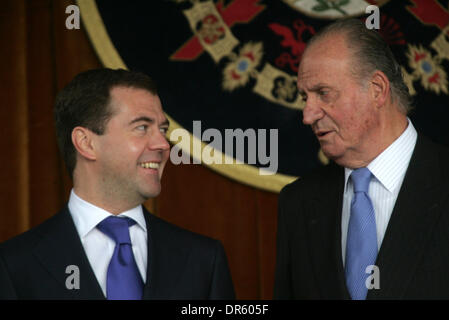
0,206,235,300
274,135,449,299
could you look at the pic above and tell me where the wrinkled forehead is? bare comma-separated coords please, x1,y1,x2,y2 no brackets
298,37,353,88
297,67,314,90
297,54,338,89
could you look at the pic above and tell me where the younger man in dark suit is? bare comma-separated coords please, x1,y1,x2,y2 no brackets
0,69,235,300
274,19,449,299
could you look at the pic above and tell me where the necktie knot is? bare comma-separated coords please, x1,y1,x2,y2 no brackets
351,167,372,193
97,216,136,245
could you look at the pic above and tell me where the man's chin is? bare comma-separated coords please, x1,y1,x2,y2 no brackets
140,186,161,201
320,146,343,164
321,145,336,158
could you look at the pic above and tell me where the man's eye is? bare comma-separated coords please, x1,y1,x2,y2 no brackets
300,94,307,102
160,127,168,135
318,90,331,101
137,125,148,131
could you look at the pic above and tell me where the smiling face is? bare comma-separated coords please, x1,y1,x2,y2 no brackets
298,34,382,168
93,86,170,207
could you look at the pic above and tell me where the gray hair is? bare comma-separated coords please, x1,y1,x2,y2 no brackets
306,19,412,114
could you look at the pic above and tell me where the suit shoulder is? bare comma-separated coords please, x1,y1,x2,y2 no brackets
0,210,64,257
416,135,449,179
420,135,449,156
280,162,341,197
429,139,449,167
148,214,223,251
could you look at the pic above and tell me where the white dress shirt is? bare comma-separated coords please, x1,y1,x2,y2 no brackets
341,119,417,265
68,190,148,297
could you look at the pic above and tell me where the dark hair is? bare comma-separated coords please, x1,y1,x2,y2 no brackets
306,19,411,114
54,68,158,178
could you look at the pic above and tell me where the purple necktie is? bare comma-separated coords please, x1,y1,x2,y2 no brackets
97,216,143,300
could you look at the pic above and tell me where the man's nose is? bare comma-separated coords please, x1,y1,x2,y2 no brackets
149,130,170,151
302,97,324,125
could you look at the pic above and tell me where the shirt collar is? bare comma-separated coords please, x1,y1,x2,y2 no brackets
68,189,147,239
344,118,417,193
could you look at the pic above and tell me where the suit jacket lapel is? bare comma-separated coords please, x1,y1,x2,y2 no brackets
33,207,105,299
368,136,447,299
142,208,190,299
306,164,350,299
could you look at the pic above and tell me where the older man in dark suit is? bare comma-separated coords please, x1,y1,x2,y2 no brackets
274,19,449,299
0,69,235,300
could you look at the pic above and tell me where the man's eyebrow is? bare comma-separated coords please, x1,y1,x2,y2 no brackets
161,119,170,127
298,83,329,94
129,116,154,125
129,116,170,127
309,83,330,91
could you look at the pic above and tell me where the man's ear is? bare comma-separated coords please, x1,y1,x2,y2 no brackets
71,126,97,161
369,70,390,108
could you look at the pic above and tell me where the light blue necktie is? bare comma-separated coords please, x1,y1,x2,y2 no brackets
97,216,144,300
345,168,378,300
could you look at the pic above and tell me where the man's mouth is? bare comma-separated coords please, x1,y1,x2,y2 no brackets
139,161,160,169
316,130,332,138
